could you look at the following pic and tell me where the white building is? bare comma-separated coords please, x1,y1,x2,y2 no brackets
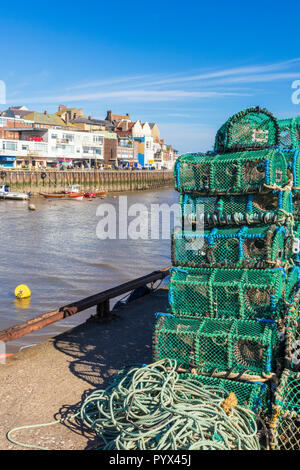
0,127,106,168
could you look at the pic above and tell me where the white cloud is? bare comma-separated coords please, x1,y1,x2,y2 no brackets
20,89,251,104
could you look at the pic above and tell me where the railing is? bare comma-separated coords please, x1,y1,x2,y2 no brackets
0,267,170,344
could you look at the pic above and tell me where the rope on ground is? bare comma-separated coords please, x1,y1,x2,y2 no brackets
6,359,261,450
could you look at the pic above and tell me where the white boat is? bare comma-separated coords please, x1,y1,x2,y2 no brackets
0,184,29,200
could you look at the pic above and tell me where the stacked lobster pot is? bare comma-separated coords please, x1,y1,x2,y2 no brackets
267,117,300,450
153,107,300,429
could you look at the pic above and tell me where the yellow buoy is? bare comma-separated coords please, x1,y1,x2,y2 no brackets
15,284,31,299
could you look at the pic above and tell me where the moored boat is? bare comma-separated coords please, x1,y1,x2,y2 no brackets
0,184,29,200
84,191,107,198
40,192,84,200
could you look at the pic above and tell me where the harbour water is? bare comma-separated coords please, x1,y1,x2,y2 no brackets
0,188,178,353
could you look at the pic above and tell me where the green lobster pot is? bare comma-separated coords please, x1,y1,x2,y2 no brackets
171,225,292,270
153,315,278,377
279,117,300,149
168,267,291,321
270,369,300,450
180,191,293,228
179,373,267,415
214,107,280,154
174,149,288,195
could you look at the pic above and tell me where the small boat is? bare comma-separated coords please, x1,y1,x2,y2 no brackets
0,184,29,200
40,192,84,200
94,190,107,197
84,190,107,198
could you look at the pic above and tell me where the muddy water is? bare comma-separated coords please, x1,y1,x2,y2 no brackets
0,189,178,352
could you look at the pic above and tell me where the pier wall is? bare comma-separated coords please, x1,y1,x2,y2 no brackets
1,170,174,194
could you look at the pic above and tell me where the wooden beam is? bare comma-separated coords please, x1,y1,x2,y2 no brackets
0,268,170,343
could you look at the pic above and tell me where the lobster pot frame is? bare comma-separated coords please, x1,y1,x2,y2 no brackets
279,117,300,150
180,373,267,415
168,267,294,321
153,316,278,377
174,149,288,195
270,369,300,450
180,191,293,228
214,107,279,154
171,226,291,270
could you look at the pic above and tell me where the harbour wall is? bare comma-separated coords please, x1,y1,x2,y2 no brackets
1,170,174,194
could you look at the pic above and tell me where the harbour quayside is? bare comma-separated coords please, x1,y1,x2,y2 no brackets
1,107,300,451
0,184,29,200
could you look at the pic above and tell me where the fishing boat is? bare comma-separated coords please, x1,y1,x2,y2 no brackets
65,185,107,198
0,184,29,200
40,184,84,199
39,192,84,200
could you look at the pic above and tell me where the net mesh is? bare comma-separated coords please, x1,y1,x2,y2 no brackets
153,315,278,376
171,225,291,270
279,117,300,149
174,149,288,195
180,191,293,228
285,289,300,371
285,321,300,372
214,107,279,154
179,373,267,414
271,369,300,450
169,267,290,321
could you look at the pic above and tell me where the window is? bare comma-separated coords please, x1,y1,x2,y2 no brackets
62,133,74,142
3,141,17,151
34,143,48,152
93,135,103,144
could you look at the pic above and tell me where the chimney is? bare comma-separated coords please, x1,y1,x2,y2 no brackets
107,110,112,122
88,116,92,121
59,105,67,112
44,110,48,115
122,120,129,132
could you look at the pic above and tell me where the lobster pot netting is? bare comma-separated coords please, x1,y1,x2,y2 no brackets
153,316,278,377
180,373,267,415
171,226,291,270
214,107,279,154
281,149,300,194
174,149,288,195
168,267,297,321
180,191,293,228
292,224,300,266
270,370,300,450
279,118,300,149
293,200,300,221
284,289,300,371
285,322,300,372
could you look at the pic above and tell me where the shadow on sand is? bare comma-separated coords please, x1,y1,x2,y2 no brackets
52,288,168,448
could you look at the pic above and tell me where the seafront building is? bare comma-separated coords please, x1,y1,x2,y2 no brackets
0,106,178,169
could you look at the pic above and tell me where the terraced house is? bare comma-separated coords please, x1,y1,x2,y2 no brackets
0,105,177,169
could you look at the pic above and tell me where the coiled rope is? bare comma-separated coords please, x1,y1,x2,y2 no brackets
7,359,261,450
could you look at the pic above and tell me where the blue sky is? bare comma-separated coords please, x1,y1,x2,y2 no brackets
1,0,300,153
